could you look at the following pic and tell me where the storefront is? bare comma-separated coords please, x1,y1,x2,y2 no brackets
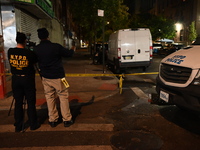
0,0,56,71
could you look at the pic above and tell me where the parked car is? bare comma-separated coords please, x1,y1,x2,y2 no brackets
158,43,184,56
172,43,184,50
93,43,108,64
153,43,162,54
93,43,108,52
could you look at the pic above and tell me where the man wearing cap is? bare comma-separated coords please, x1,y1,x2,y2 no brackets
8,32,40,132
33,28,75,127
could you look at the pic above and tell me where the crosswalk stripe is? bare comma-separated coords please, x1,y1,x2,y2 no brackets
143,78,154,83
0,145,113,150
131,87,148,99
0,123,114,133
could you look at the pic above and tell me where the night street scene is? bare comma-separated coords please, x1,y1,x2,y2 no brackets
1,0,200,150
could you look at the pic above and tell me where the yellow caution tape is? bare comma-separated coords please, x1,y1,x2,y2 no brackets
1,72,159,94
65,73,117,77
124,72,159,76
119,74,124,94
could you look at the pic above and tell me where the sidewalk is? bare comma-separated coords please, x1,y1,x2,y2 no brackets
0,48,119,110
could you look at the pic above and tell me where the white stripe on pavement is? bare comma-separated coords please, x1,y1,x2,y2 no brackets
143,79,154,83
131,87,148,99
0,123,114,133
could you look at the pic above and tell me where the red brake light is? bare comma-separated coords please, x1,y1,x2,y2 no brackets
118,48,121,59
150,46,153,58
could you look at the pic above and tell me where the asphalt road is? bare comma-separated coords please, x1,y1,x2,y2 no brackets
1,86,200,150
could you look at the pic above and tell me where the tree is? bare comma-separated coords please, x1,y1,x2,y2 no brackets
69,0,129,44
129,13,176,41
188,21,197,43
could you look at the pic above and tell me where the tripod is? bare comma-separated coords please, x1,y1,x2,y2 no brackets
8,97,27,132
8,97,14,116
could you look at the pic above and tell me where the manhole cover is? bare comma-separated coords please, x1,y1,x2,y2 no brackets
111,130,163,150
94,76,114,80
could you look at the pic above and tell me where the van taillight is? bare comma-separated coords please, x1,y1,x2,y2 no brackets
150,46,153,58
118,48,121,59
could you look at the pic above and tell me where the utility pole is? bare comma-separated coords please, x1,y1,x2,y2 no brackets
98,9,105,73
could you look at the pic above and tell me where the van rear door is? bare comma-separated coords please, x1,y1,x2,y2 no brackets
134,29,151,62
120,30,136,63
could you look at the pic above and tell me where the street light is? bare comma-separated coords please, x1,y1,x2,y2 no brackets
175,23,183,42
175,23,182,31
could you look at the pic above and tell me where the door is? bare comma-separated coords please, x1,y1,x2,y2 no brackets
120,31,136,63
134,30,150,61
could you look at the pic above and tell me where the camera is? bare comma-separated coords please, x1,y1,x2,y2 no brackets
26,33,36,51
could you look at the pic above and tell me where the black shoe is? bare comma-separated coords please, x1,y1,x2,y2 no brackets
15,125,23,132
49,122,57,128
64,120,73,127
15,127,22,132
30,123,41,130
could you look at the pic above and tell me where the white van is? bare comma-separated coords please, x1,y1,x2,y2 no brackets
156,44,200,113
107,28,153,73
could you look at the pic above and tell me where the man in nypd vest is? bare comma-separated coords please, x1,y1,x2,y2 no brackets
8,32,40,132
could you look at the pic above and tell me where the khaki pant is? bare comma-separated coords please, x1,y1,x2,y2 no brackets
42,77,72,122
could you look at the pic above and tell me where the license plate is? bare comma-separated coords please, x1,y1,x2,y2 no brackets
125,56,131,60
160,90,169,103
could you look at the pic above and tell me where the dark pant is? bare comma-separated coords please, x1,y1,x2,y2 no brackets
12,75,38,129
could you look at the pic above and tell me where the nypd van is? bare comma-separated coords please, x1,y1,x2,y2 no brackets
156,44,200,113
107,28,153,73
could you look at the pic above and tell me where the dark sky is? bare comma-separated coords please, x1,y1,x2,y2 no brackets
123,0,135,14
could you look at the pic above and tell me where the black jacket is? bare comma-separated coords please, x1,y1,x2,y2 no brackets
33,40,74,79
